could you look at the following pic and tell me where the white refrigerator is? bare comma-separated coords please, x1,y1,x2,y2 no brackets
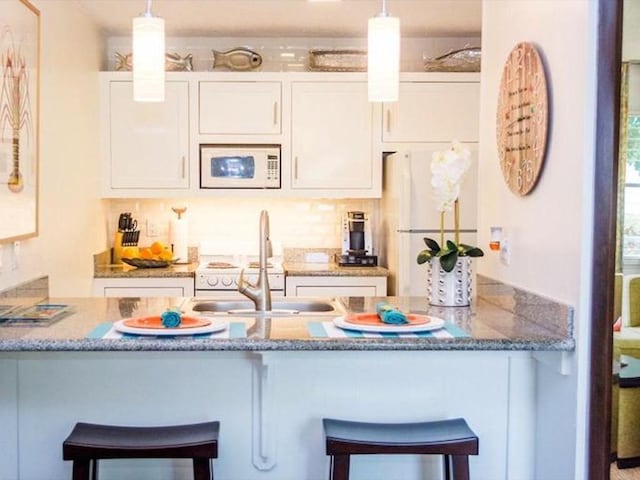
380,146,478,296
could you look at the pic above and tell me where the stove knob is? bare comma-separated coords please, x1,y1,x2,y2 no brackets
221,276,233,287
206,277,219,287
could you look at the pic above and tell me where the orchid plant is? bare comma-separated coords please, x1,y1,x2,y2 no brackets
416,141,484,272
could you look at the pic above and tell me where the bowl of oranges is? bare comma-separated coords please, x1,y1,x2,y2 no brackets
120,241,176,268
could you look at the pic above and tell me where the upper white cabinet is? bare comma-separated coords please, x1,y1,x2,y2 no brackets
291,81,378,195
106,80,189,191
199,81,281,135
382,81,480,143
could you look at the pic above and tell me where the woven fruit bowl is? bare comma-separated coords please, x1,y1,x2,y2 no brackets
121,258,173,269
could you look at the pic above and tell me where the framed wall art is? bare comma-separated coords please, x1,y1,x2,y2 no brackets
0,0,39,242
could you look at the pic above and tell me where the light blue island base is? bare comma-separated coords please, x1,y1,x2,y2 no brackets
0,350,536,480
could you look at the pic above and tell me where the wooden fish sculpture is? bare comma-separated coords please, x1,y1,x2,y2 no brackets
211,47,262,71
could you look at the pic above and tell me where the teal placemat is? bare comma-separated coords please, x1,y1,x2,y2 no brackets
307,321,470,339
87,321,247,339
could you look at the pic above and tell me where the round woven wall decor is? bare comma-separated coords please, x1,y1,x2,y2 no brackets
496,42,549,196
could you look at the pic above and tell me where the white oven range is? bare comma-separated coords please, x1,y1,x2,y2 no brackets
194,254,285,298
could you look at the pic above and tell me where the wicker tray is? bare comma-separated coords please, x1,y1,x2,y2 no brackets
308,49,367,72
121,258,172,269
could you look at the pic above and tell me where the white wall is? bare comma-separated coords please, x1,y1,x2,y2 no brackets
478,1,598,479
0,1,106,296
105,198,379,256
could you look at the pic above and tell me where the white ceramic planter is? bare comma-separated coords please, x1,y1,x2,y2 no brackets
427,257,473,307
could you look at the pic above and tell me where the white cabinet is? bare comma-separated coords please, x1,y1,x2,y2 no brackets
286,276,387,297
382,81,480,143
290,82,378,195
106,80,189,191
199,81,282,135
93,277,195,298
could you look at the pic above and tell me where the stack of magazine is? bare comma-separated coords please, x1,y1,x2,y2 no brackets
0,304,72,326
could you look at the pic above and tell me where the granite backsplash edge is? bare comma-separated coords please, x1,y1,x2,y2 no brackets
476,274,574,338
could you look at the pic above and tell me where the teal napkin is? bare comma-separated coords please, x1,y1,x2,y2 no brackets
160,308,182,328
376,302,409,325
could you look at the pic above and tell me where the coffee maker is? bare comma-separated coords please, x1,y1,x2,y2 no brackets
337,211,378,266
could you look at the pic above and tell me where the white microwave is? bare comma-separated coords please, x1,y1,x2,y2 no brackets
200,144,281,189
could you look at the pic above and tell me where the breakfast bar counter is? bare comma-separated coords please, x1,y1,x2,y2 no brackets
0,278,574,480
0,292,573,352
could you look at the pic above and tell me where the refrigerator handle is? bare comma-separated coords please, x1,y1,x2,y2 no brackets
399,152,412,231
397,232,412,296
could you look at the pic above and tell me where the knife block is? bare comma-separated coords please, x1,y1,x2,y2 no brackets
112,232,124,264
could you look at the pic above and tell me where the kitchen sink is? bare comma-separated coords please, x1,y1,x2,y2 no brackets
191,299,342,316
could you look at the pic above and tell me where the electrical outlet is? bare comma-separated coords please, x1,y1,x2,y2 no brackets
147,220,158,237
12,241,20,270
500,238,510,266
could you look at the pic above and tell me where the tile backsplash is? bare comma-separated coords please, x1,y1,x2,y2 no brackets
107,198,379,256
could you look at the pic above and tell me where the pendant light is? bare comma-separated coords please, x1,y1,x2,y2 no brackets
367,0,400,102
132,0,165,102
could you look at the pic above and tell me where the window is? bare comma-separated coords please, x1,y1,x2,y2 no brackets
623,114,640,259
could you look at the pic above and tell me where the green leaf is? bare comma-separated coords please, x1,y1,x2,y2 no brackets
446,240,458,251
424,237,440,252
465,247,484,257
416,250,432,264
440,250,459,272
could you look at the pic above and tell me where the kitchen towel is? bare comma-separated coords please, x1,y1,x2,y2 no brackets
86,322,247,340
306,321,469,339
170,217,189,264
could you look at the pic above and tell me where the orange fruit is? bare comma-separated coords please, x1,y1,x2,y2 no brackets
121,247,139,259
159,249,173,261
150,241,165,255
139,247,153,259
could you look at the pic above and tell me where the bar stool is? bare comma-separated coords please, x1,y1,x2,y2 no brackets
62,421,219,480
323,417,478,480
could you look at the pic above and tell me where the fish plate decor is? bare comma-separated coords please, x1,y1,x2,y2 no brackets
0,0,39,242
416,142,484,307
496,42,549,196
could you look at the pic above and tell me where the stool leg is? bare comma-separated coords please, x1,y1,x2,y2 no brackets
451,455,470,480
92,459,98,480
193,458,212,480
330,455,350,480
72,459,91,480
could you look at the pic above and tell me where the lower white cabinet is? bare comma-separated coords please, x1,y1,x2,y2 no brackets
93,277,195,297
285,276,387,297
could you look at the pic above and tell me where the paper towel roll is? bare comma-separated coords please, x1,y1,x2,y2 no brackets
170,217,188,264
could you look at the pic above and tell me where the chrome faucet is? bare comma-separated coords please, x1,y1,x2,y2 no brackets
238,210,272,312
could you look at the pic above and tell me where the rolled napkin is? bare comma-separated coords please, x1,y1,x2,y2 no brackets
376,302,409,325
160,308,182,328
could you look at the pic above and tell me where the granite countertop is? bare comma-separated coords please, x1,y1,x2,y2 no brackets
0,277,574,352
283,262,389,277
94,262,199,278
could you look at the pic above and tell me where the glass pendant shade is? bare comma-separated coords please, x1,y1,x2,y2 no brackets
132,14,165,102
368,14,400,102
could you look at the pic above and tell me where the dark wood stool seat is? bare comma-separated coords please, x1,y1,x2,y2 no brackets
63,421,219,480
323,417,478,480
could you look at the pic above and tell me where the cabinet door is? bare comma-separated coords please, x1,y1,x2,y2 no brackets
291,82,373,190
93,277,195,297
109,81,189,189
382,82,480,143
285,276,387,297
199,82,281,134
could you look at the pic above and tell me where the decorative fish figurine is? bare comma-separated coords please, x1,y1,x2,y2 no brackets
165,52,193,72
114,52,193,72
114,52,132,71
211,47,262,71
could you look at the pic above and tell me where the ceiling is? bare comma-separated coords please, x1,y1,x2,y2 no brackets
73,0,482,38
